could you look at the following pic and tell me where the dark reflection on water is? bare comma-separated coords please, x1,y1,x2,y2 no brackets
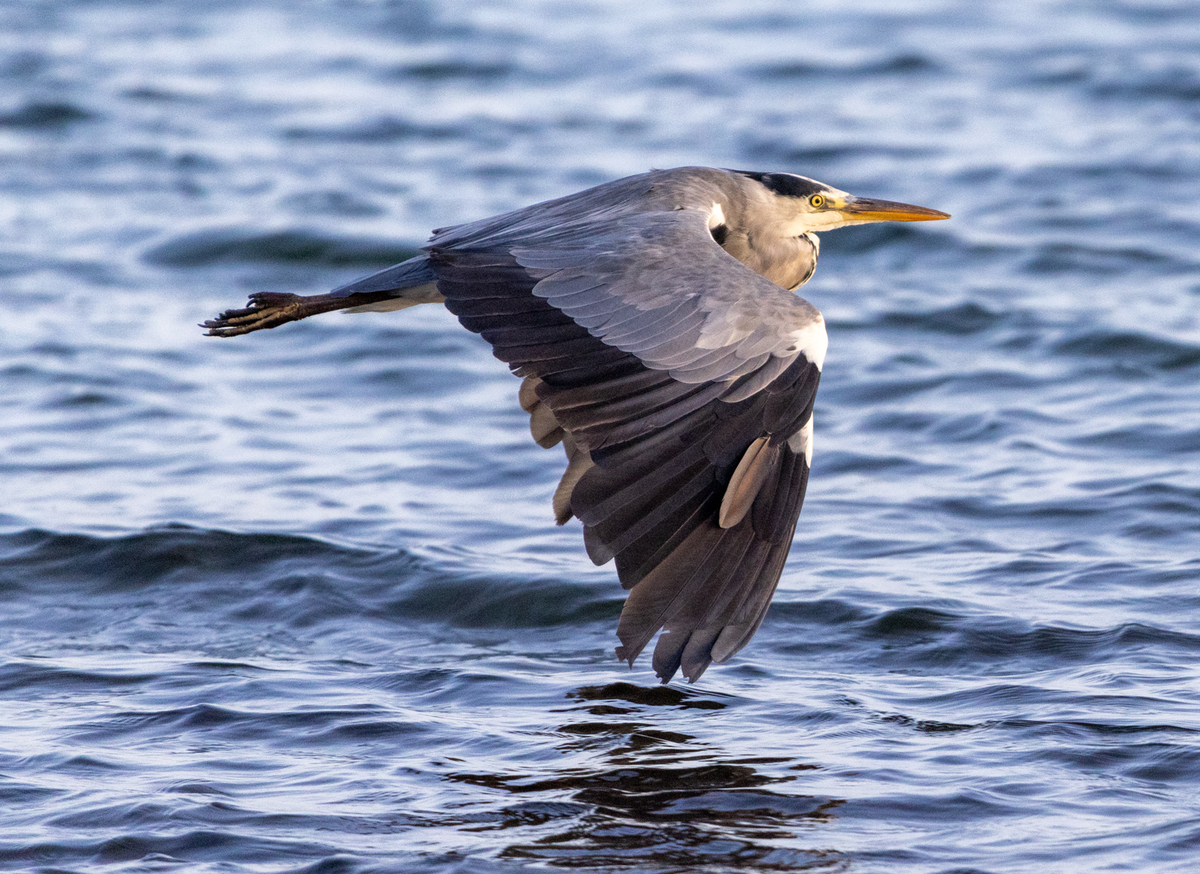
450,683,844,871
569,681,729,711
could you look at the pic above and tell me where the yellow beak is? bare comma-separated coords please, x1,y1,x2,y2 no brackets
840,196,950,223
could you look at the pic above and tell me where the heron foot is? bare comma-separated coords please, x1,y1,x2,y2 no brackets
202,292,305,337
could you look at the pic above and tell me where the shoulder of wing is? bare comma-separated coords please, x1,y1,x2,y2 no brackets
505,206,823,379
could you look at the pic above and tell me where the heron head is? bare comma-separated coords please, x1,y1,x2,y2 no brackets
737,171,950,235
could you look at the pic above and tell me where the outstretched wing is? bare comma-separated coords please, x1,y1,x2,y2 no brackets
430,177,825,683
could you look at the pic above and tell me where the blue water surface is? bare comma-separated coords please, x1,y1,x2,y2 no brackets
2,1,1200,871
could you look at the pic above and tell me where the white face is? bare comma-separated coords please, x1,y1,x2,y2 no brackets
778,182,856,235
799,193,858,231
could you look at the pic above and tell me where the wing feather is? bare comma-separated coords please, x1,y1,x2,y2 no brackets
426,169,825,682
546,368,674,411
595,303,703,347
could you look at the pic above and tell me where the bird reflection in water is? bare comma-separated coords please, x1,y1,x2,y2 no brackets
444,682,846,870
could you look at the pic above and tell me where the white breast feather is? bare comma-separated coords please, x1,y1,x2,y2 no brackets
789,317,828,371
787,415,815,466
708,202,726,229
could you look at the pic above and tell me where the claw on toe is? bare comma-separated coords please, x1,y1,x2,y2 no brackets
202,293,300,337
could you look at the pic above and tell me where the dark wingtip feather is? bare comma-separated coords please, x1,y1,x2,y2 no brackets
652,630,686,683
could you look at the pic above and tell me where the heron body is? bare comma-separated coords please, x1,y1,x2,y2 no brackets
205,167,948,683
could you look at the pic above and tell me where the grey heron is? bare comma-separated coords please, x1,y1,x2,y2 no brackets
204,167,949,683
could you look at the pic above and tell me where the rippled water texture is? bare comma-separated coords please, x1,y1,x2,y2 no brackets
3,1,1200,871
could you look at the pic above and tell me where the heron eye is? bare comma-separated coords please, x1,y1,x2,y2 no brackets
809,194,826,209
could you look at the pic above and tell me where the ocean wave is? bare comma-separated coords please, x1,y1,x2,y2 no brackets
0,100,94,128
0,526,616,630
142,227,419,268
